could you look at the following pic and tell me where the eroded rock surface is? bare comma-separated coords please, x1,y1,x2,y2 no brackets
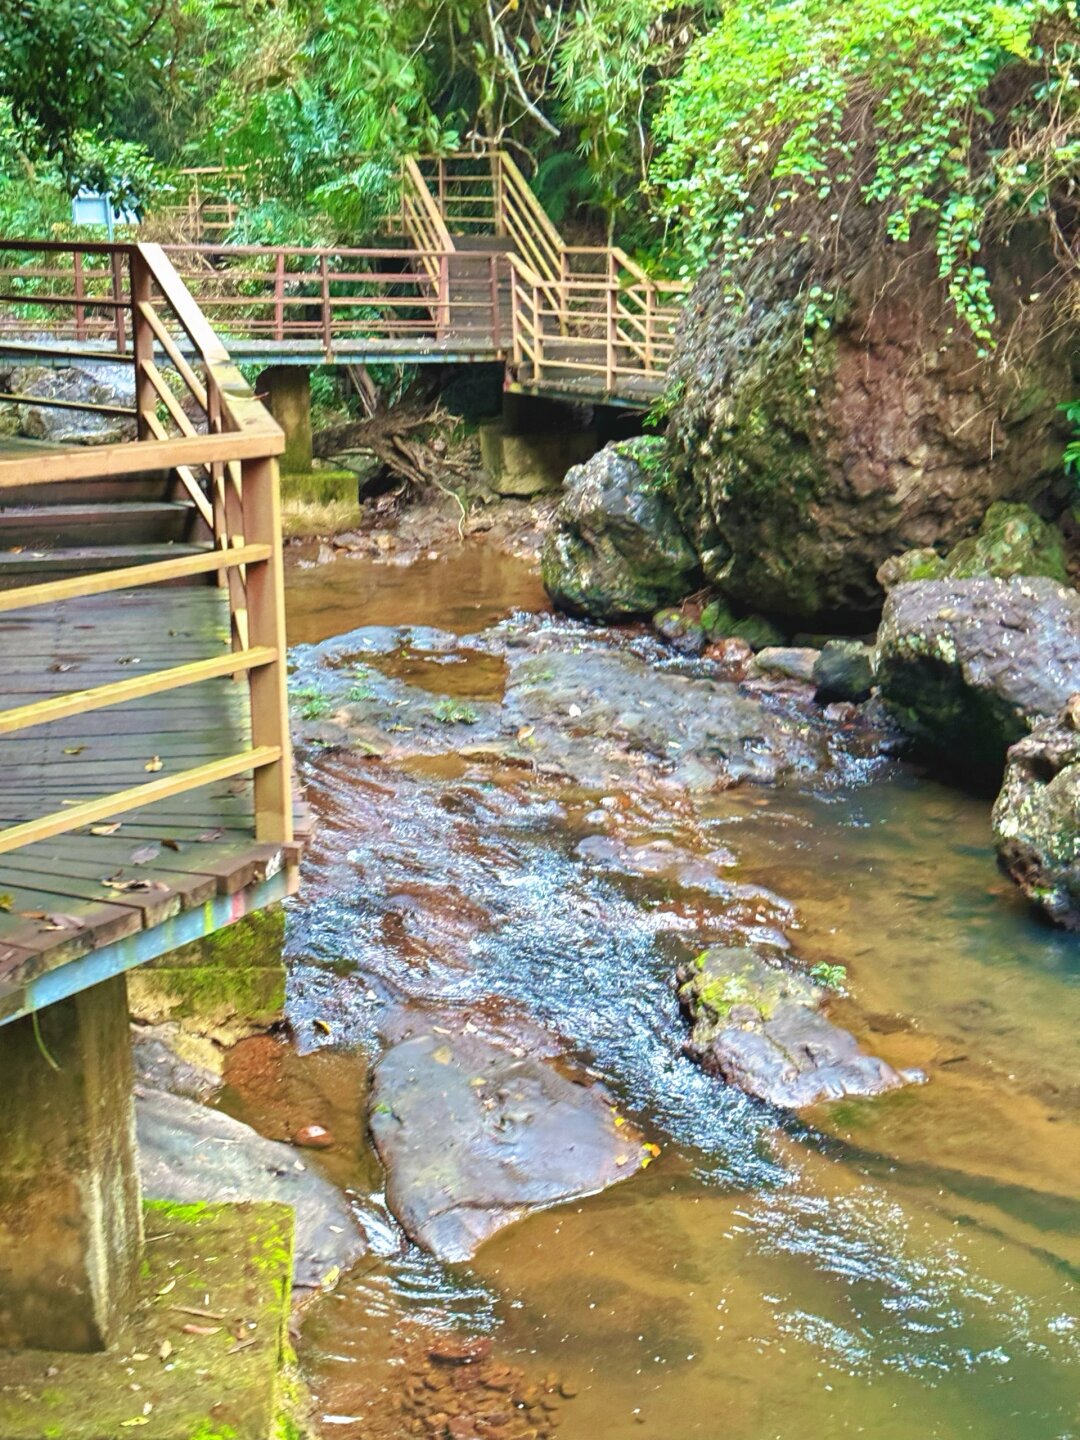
290,615,893,791
665,232,1072,623
993,699,1080,930
369,1012,647,1261
541,438,699,619
678,947,923,1109
875,575,1080,782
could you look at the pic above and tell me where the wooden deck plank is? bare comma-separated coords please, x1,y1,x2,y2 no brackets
0,576,303,994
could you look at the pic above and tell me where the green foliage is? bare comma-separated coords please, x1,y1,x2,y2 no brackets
809,962,848,992
653,0,1080,346
1061,401,1080,477
433,698,479,724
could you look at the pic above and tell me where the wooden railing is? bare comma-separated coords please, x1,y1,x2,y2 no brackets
0,239,292,853
157,243,503,351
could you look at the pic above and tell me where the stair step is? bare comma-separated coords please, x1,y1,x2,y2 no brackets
0,542,210,590
0,470,175,506
0,502,196,549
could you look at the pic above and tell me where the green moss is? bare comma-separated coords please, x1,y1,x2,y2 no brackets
153,907,286,973
128,964,285,1029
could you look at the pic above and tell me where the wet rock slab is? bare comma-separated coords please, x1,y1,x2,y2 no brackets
678,947,924,1109
137,1086,366,1291
370,1012,648,1261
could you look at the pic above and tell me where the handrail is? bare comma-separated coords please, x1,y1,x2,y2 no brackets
0,238,293,853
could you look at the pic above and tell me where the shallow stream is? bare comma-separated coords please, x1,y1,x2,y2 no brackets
237,546,1079,1439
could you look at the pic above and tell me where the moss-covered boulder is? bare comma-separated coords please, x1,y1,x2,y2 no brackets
665,230,1073,624
993,699,1080,930
541,438,700,619
875,576,1080,784
700,597,785,651
878,502,1068,590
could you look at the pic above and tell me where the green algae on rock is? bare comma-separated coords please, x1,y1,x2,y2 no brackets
878,502,1068,591
993,699,1080,930
0,1202,297,1440
541,438,700,619
678,946,922,1108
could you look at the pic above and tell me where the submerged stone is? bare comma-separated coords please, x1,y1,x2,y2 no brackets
875,575,1080,783
369,1012,647,1262
678,947,923,1109
993,699,1080,930
541,438,699,619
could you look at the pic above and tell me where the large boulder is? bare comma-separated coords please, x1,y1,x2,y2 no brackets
665,233,1073,624
992,700,1080,930
541,437,699,619
0,359,137,445
875,576,1080,783
878,501,1068,590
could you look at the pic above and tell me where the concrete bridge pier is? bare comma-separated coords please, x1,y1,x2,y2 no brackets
258,365,313,473
0,976,143,1351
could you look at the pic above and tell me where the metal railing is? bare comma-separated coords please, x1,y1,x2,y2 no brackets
0,239,293,854
157,243,503,351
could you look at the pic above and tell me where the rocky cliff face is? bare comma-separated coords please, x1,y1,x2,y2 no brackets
665,231,1075,624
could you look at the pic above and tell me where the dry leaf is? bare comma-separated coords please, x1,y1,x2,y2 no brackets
157,1279,176,1297
144,756,164,773
63,745,86,756
130,846,161,865
0,894,13,913
90,822,122,836
181,1323,221,1336
161,838,181,852
119,1419,149,1428
516,724,535,741
313,1018,332,1035
196,828,224,843
43,913,84,931
158,1340,173,1362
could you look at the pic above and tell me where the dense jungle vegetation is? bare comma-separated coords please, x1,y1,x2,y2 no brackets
0,0,1077,345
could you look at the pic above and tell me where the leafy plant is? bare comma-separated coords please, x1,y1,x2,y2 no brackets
652,0,1080,348
433,697,478,724
290,684,333,720
809,961,848,992
1060,400,1080,476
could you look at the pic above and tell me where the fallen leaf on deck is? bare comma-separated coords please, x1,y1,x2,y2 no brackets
161,838,181,851
63,745,86,756
144,756,164,773
43,913,84,931
0,894,13,912
90,822,122,836
130,846,161,865
196,828,224,843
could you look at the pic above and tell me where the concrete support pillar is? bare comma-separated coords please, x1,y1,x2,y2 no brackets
0,976,143,1351
258,365,313,474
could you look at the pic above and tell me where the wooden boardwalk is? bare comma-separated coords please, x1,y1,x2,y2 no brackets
0,243,301,1028
0,585,304,1022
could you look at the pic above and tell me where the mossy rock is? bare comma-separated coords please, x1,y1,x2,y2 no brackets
541,438,700,620
879,502,1068,590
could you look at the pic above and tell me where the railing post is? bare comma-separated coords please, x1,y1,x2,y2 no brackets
130,249,155,441
274,252,285,341
493,154,504,237
645,281,655,375
534,282,542,384
489,254,501,350
73,251,86,342
438,251,450,337
110,251,128,355
605,253,617,394
240,454,293,845
320,254,332,354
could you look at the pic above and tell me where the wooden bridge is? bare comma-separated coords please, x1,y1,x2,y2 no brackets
0,239,304,1353
9,152,688,408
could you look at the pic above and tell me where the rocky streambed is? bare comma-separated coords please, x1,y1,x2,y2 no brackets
135,540,1080,1440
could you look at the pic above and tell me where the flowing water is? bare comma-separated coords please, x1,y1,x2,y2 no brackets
248,545,1079,1439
